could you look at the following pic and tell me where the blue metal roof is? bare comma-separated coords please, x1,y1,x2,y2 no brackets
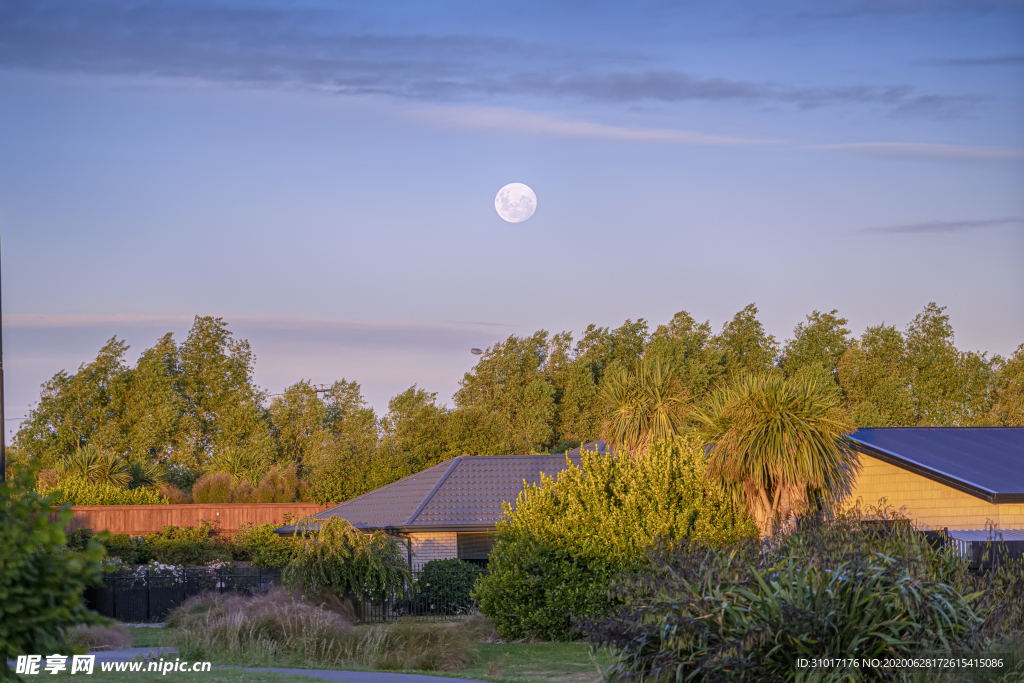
849,427,1024,503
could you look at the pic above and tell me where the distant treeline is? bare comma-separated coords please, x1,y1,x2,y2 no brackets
9,303,1022,504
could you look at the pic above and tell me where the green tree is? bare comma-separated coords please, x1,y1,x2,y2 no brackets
544,332,600,450
715,304,780,383
454,332,556,453
575,319,649,382
837,323,915,427
14,338,133,467
175,316,276,477
1,467,106,679
646,310,724,403
380,385,448,472
780,309,852,382
695,372,857,537
990,344,1024,426
598,357,690,458
904,302,992,426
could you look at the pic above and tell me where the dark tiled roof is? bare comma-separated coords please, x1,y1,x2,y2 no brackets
277,454,581,534
850,427,1024,503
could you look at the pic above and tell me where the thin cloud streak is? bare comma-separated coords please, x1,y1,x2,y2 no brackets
3,313,510,331
0,2,980,117
406,106,778,146
928,54,1024,67
815,142,1024,160
863,217,1024,234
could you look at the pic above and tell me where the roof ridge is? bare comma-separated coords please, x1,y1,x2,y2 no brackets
405,456,462,526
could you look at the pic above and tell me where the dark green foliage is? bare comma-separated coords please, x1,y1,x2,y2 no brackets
65,527,95,552
283,517,411,604
104,533,152,564
233,522,300,567
410,559,483,615
1,467,105,680
145,521,232,565
588,509,1020,682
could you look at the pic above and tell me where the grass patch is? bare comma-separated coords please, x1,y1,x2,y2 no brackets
459,642,612,683
127,627,169,648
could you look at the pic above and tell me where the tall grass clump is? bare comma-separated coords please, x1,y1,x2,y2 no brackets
168,590,474,671
589,506,1024,682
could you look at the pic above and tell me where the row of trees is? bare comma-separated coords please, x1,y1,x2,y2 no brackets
9,304,1022,504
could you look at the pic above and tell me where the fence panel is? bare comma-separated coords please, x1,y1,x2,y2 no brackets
86,568,283,622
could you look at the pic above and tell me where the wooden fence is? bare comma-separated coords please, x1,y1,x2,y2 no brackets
54,503,329,537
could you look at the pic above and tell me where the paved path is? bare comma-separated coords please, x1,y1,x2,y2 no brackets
9,648,488,683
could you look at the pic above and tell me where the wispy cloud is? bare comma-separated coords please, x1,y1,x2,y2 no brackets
0,1,982,118
816,142,1024,160
406,106,776,146
926,54,1024,67
863,216,1024,234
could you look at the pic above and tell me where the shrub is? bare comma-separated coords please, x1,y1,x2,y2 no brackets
231,481,256,503
475,437,756,641
589,509,997,682
145,521,232,565
1,467,105,678
104,533,152,564
41,476,167,505
255,466,300,503
410,559,483,615
159,484,192,504
283,517,411,605
66,527,95,552
169,589,475,671
192,472,234,504
233,522,300,567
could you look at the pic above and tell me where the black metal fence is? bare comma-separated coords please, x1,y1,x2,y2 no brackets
85,567,282,622
84,566,484,623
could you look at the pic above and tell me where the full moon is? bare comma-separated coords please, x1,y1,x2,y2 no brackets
494,183,537,223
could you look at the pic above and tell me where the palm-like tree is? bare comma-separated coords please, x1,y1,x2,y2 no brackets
694,372,857,536
599,357,690,458
57,445,133,488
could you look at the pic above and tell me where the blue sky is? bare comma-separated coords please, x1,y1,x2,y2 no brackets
1,0,1022,428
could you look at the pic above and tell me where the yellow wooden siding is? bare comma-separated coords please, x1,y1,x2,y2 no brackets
848,453,1024,530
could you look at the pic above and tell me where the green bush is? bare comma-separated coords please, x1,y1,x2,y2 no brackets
410,558,483,615
104,533,152,564
233,522,300,567
589,509,999,682
65,527,95,552
283,517,411,604
41,476,167,505
145,521,232,565
1,467,105,679
475,437,756,641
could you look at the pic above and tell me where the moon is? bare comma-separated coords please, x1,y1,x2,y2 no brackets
494,183,537,223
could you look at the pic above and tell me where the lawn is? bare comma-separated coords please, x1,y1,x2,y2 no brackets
125,624,613,683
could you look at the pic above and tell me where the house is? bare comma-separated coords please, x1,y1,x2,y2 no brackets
275,453,580,568
276,428,1024,567
847,427,1024,530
